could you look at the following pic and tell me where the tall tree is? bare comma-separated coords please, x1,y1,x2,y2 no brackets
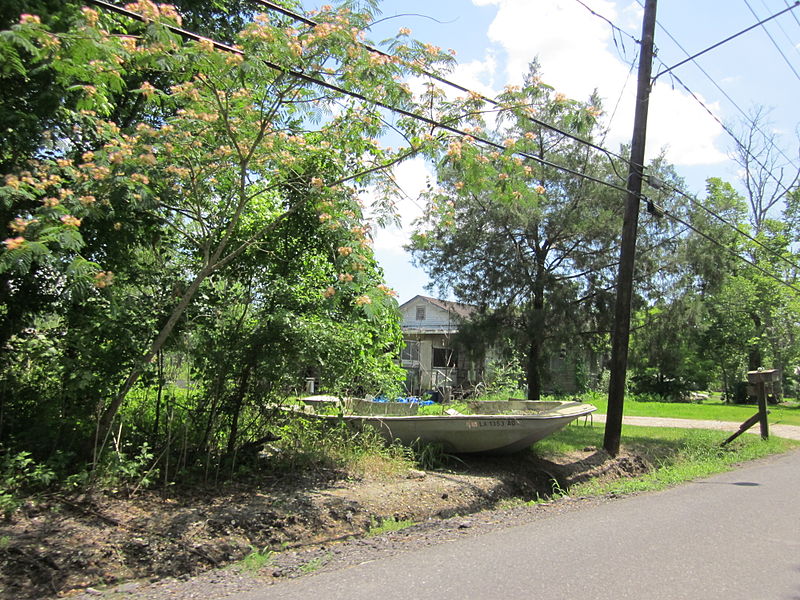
409,65,682,398
0,2,449,459
730,107,800,234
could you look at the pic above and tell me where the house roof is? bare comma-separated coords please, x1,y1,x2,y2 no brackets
399,295,478,321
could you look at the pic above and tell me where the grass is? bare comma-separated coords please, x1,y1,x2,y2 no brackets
270,416,415,479
580,391,800,427
239,547,274,573
535,421,799,498
366,516,416,537
299,553,331,574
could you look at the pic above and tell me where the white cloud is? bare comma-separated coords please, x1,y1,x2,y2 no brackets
369,156,434,255
470,0,727,167
620,1,644,29
647,85,726,166
450,54,500,98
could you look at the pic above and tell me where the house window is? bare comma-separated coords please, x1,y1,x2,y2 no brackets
401,341,420,363
433,347,457,368
415,306,426,321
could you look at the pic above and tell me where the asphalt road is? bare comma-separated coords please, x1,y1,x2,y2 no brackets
242,450,800,600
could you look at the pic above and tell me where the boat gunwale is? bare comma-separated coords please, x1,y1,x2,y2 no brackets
312,404,597,422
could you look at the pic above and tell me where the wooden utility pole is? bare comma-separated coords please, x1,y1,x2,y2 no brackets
604,0,658,456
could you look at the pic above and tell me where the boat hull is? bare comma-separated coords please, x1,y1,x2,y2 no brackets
340,401,596,455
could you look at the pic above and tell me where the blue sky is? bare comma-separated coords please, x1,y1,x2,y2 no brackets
303,0,800,303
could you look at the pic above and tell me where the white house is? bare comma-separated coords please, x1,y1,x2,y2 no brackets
398,295,596,397
398,295,482,395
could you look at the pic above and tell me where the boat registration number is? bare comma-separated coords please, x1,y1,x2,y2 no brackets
467,419,520,428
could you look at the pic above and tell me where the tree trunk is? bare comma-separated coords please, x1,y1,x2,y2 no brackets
226,363,252,458
525,270,546,401
748,313,763,372
526,339,541,400
93,264,213,464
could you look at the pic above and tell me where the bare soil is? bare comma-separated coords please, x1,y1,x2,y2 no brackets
0,447,648,600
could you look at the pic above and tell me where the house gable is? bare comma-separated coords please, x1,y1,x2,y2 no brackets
399,295,475,333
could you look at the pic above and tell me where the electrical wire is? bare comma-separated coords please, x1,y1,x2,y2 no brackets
572,0,641,45
760,0,800,61
652,16,800,176
86,0,800,296
571,0,640,62
744,0,800,83
658,66,799,205
86,0,634,199
247,0,633,175
656,179,800,274
654,1,800,80
651,200,800,295
254,2,800,295
784,0,800,31
582,3,800,285
600,49,639,148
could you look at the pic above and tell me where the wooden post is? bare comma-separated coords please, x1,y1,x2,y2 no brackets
720,412,764,446
747,369,777,440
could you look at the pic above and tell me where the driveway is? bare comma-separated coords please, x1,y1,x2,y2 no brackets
592,413,800,440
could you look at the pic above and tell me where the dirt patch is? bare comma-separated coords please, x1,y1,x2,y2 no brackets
0,448,648,600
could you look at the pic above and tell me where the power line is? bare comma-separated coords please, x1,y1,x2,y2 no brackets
87,0,800,295
655,179,800,274
564,0,641,148
572,0,641,45
589,2,800,291
600,49,639,148
784,0,800,31
86,0,634,197
247,0,633,175
572,0,800,276
658,67,799,204
651,200,800,295
652,16,800,176
654,1,800,80
571,0,640,61
743,0,800,83
759,0,800,61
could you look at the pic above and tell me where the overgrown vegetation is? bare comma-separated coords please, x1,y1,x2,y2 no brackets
0,0,452,486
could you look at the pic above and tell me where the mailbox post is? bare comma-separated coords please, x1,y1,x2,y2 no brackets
722,369,778,446
747,369,778,440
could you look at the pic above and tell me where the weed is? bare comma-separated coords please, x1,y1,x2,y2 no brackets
92,443,156,494
270,416,413,479
299,553,331,574
366,516,415,537
411,441,466,470
239,546,274,572
0,449,56,518
549,478,568,498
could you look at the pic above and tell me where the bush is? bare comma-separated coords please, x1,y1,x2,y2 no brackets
630,370,693,402
0,450,56,519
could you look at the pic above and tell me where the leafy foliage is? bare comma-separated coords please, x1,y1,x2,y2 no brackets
409,64,684,398
0,1,450,480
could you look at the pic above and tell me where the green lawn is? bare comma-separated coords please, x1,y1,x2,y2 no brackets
580,392,800,427
536,423,799,497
